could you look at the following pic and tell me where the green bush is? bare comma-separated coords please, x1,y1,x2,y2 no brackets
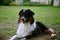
9,1,17,6
23,0,30,3
0,0,11,5
22,2,49,6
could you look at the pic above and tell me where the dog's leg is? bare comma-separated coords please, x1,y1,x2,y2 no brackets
45,28,58,40
9,35,17,40
21,38,26,40
48,28,56,37
45,28,56,38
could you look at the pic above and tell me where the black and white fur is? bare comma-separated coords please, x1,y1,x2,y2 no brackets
9,9,56,40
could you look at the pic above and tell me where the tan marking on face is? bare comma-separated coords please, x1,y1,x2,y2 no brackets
18,18,23,23
28,18,32,24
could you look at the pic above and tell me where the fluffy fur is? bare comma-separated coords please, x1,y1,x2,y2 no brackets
9,9,56,40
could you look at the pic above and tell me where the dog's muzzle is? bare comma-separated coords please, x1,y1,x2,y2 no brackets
20,16,26,22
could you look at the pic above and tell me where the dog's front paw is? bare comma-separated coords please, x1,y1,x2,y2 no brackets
51,36,59,40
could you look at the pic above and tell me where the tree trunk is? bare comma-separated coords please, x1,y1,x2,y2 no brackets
51,0,54,6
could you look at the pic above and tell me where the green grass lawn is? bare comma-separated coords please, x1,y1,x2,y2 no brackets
0,6,60,40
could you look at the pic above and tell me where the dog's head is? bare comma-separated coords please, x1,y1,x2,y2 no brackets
18,9,34,24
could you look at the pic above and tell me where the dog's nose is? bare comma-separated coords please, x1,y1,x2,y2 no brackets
21,16,26,22
21,18,24,21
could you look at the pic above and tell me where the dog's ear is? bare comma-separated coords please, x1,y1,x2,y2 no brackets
19,9,23,15
28,9,35,15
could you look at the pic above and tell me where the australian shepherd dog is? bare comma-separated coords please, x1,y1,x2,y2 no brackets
9,9,56,40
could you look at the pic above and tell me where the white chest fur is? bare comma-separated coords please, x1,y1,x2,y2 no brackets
16,22,36,38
